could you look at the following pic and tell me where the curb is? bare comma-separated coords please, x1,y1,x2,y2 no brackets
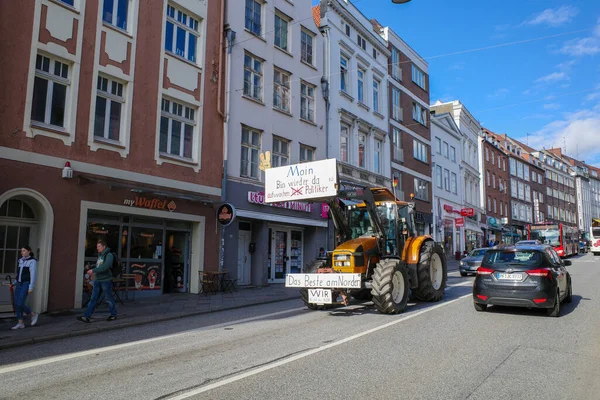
0,295,299,351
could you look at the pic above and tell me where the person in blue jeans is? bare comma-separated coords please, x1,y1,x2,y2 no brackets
77,240,117,323
11,245,39,330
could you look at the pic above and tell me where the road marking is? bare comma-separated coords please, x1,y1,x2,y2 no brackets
166,293,473,399
447,281,473,288
0,306,306,375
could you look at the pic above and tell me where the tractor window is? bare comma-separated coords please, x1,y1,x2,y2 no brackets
348,208,373,239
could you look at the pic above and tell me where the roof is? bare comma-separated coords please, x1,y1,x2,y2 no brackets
508,137,536,154
312,5,320,28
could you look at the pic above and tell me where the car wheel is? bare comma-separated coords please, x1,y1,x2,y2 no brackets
546,290,561,317
474,302,487,312
564,279,573,304
460,272,468,277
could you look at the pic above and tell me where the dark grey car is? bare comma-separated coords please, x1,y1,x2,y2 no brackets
459,248,488,276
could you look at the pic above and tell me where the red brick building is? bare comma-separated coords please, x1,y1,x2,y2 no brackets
0,0,225,312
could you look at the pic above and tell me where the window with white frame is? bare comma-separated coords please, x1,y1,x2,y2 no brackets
525,184,530,202
503,158,506,171
392,87,401,121
487,197,491,212
486,171,490,186
391,47,401,80
436,166,442,188
102,0,129,31
272,136,289,167
340,55,349,93
94,75,124,142
345,24,350,37
372,79,380,112
444,169,450,191
518,182,524,200
411,65,426,89
510,158,516,175
31,54,70,128
340,124,349,162
392,127,402,161
357,34,366,50
435,137,441,154
413,139,428,163
517,162,523,179
300,81,315,122
301,28,314,65
243,53,263,101
273,68,290,112
493,198,497,213
412,102,427,125
245,0,262,36
274,12,289,51
511,179,517,198
524,165,530,181
60,0,74,6
500,200,504,216
443,142,449,158
498,155,501,169
451,172,457,194
374,139,382,174
493,174,496,188
485,147,489,161
357,68,365,104
300,144,314,163
491,151,495,164
450,146,456,162
165,4,200,63
414,178,429,201
159,98,196,159
358,132,367,169
241,126,261,179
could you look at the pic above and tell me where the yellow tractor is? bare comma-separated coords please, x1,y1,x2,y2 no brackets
297,185,447,314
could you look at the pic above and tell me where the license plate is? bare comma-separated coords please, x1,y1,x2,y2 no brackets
497,273,523,280
470,265,479,270
308,289,332,304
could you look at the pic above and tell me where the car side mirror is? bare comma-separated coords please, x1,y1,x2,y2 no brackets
563,260,572,266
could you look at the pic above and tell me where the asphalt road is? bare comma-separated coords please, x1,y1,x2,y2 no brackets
1,254,599,400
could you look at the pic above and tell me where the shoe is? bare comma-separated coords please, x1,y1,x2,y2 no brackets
11,323,25,330
106,316,117,321
76,316,91,323
31,313,39,326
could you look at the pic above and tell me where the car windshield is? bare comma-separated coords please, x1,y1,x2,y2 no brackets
484,250,542,266
469,249,486,257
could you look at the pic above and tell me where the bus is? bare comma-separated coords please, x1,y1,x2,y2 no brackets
527,223,578,257
591,220,600,256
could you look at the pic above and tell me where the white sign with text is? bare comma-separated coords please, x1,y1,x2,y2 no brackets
264,159,337,203
285,273,362,288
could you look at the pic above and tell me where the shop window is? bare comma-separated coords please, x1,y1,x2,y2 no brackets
290,231,302,274
0,199,35,275
85,221,120,258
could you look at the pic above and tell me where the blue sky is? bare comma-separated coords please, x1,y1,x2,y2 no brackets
313,0,600,167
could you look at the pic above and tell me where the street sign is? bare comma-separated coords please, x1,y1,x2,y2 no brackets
461,208,474,217
455,217,465,227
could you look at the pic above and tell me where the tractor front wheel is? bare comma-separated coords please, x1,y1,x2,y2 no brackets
371,259,409,314
414,241,447,302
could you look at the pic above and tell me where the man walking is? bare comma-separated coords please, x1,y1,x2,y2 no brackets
77,240,117,323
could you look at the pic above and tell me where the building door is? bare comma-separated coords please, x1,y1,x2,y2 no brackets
270,230,288,282
165,231,190,293
237,230,251,285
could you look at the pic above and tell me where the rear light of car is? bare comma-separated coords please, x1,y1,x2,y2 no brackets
476,267,494,275
477,294,488,301
533,298,547,304
526,268,553,280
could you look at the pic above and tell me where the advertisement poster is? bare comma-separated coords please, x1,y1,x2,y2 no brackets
130,263,161,290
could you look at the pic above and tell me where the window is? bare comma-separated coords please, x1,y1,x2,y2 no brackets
244,53,263,101
498,156,501,169
357,68,365,103
392,87,402,121
372,79,380,112
510,158,516,175
503,159,506,171
245,0,262,36
525,184,530,202
435,137,441,154
31,54,69,128
518,182,524,200
165,4,200,62
60,0,74,5
392,127,402,161
373,48,377,59
412,102,427,125
511,179,517,198
340,124,349,162
340,55,349,93
486,171,490,186
413,140,428,163
547,187,552,196
491,151,495,164
300,144,314,163
517,162,523,179
374,139,382,174
524,165,530,181
272,137,289,167
450,146,456,162
301,29,314,65
436,166,442,188
300,81,315,122
345,24,350,36
539,193,543,203
358,132,367,168
357,34,366,50
159,98,196,159
443,142,449,158
102,0,128,31
500,200,504,216
391,47,401,80
493,174,496,188
493,198,497,213
273,68,290,112
274,12,289,51
444,169,450,191
94,75,124,142
414,178,429,201
548,205,553,218
411,65,426,89
241,126,261,178
485,147,489,161
451,173,457,194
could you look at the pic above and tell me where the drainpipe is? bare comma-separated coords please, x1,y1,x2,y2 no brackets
216,0,225,120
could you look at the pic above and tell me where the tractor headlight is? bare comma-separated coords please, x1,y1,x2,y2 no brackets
334,255,349,261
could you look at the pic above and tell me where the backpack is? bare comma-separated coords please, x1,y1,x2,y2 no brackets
110,252,122,278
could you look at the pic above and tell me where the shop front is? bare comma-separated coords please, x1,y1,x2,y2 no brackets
415,211,433,236
223,182,328,285
437,202,463,258
464,216,484,252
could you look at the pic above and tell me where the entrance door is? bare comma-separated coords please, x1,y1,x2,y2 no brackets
237,231,251,285
270,230,288,282
164,231,190,293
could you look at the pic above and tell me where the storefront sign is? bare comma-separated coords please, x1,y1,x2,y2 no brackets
217,203,236,226
461,208,475,217
487,216,499,229
443,204,454,213
455,217,465,227
123,196,177,212
321,204,330,219
248,191,313,213
264,159,338,203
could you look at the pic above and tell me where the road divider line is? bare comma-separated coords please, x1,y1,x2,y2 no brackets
166,293,473,399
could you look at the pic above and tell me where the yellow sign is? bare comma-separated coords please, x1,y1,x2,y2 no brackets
259,151,271,171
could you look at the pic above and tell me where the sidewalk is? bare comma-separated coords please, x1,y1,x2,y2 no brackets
1,259,460,351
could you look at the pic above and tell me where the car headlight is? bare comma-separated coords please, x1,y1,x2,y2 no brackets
460,261,464,266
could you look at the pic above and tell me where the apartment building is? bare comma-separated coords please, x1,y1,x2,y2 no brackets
220,0,328,285
431,113,462,258
0,0,224,312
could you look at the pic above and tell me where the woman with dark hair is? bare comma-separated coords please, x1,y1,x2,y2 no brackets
11,245,39,329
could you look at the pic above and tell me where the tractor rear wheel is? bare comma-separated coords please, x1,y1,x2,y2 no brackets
371,259,409,314
351,289,372,301
300,260,333,310
414,241,447,302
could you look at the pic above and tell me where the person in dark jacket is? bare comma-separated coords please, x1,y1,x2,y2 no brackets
11,245,39,330
77,240,117,323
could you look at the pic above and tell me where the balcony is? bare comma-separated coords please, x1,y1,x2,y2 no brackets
338,162,391,188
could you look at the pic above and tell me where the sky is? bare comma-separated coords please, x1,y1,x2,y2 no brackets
313,0,600,167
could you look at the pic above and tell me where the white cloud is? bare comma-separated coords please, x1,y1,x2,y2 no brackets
535,72,569,83
488,88,510,99
560,18,600,56
543,103,561,110
524,6,579,27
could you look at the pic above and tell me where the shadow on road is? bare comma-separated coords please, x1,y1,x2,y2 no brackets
483,294,584,318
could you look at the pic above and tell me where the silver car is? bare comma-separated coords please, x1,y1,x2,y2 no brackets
459,248,488,276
